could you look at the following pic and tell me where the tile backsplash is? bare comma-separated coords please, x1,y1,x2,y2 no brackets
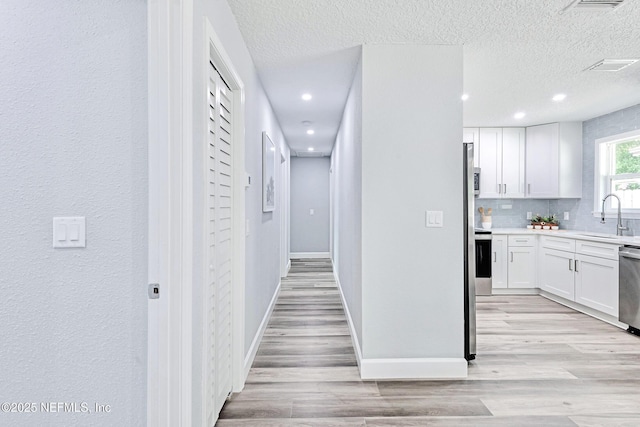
475,199,551,229
476,103,640,235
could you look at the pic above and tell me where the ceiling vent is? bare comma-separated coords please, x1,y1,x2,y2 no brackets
585,59,639,72
561,0,626,13
296,151,324,158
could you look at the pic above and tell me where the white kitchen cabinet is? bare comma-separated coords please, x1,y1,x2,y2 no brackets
508,246,536,288
492,235,508,289
539,237,619,316
463,127,479,167
505,235,536,289
539,247,575,300
502,128,526,198
478,128,502,198
477,128,525,199
525,122,582,198
575,253,619,317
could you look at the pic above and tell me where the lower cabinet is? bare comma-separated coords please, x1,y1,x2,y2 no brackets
492,235,508,289
539,248,575,300
508,246,536,288
575,253,618,317
492,235,536,289
538,237,619,317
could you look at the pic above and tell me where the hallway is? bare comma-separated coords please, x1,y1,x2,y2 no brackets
217,259,640,426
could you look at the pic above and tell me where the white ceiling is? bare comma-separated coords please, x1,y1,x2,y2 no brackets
227,0,640,156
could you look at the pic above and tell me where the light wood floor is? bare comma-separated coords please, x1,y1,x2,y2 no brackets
217,259,640,426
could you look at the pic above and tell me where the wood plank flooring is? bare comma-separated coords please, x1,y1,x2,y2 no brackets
217,259,640,426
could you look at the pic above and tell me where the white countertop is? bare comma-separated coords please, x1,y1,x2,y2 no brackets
489,228,640,246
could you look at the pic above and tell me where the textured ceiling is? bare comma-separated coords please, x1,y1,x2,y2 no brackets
227,0,640,155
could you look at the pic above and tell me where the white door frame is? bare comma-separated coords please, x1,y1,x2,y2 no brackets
147,1,247,424
147,0,194,425
280,152,290,277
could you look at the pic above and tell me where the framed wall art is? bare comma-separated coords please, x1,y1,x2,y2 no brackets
262,131,276,212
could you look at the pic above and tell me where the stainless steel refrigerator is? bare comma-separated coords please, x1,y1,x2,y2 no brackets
463,143,477,361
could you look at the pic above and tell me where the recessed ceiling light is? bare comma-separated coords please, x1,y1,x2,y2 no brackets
308,147,314,151
301,93,312,101
552,94,567,102
461,93,469,101
306,129,315,135
514,112,526,119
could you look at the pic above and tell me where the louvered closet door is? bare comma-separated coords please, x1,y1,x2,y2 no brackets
205,61,234,426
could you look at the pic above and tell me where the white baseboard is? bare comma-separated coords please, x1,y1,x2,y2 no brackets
360,357,468,380
290,252,330,259
243,281,281,378
333,264,364,370
491,288,539,295
332,260,467,380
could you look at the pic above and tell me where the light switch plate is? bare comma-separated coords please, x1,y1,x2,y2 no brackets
53,217,86,248
564,212,570,220
426,211,443,228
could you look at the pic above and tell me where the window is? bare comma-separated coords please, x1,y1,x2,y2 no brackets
596,130,640,216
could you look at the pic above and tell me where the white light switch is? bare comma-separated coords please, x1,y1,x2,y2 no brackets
68,224,80,241
56,224,67,242
426,211,443,228
53,217,86,248
310,209,315,216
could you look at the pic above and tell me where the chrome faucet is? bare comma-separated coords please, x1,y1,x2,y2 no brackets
601,193,628,236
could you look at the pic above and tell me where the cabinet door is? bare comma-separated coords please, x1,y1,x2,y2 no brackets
501,128,525,198
525,123,560,198
508,246,536,288
463,128,480,167
539,248,575,300
575,254,619,316
492,236,508,289
478,128,502,198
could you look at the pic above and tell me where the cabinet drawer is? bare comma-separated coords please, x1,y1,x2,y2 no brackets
508,235,535,247
541,236,575,252
575,240,620,261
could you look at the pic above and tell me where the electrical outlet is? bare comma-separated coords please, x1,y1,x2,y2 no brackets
526,212,532,220
564,212,570,220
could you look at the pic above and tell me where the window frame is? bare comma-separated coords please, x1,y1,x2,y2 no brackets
594,129,640,219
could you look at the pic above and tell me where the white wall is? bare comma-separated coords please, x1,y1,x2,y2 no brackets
290,157,331,254
331,55,364,351
191,0,289,423
360,44,464,360
0,1,148,425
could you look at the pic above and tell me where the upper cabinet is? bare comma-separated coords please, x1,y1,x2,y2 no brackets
471,127,525,199
464,122,583,199
525,122,582,199
502,128,526,198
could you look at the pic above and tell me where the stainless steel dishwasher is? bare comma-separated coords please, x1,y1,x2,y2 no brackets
619,246,640,335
